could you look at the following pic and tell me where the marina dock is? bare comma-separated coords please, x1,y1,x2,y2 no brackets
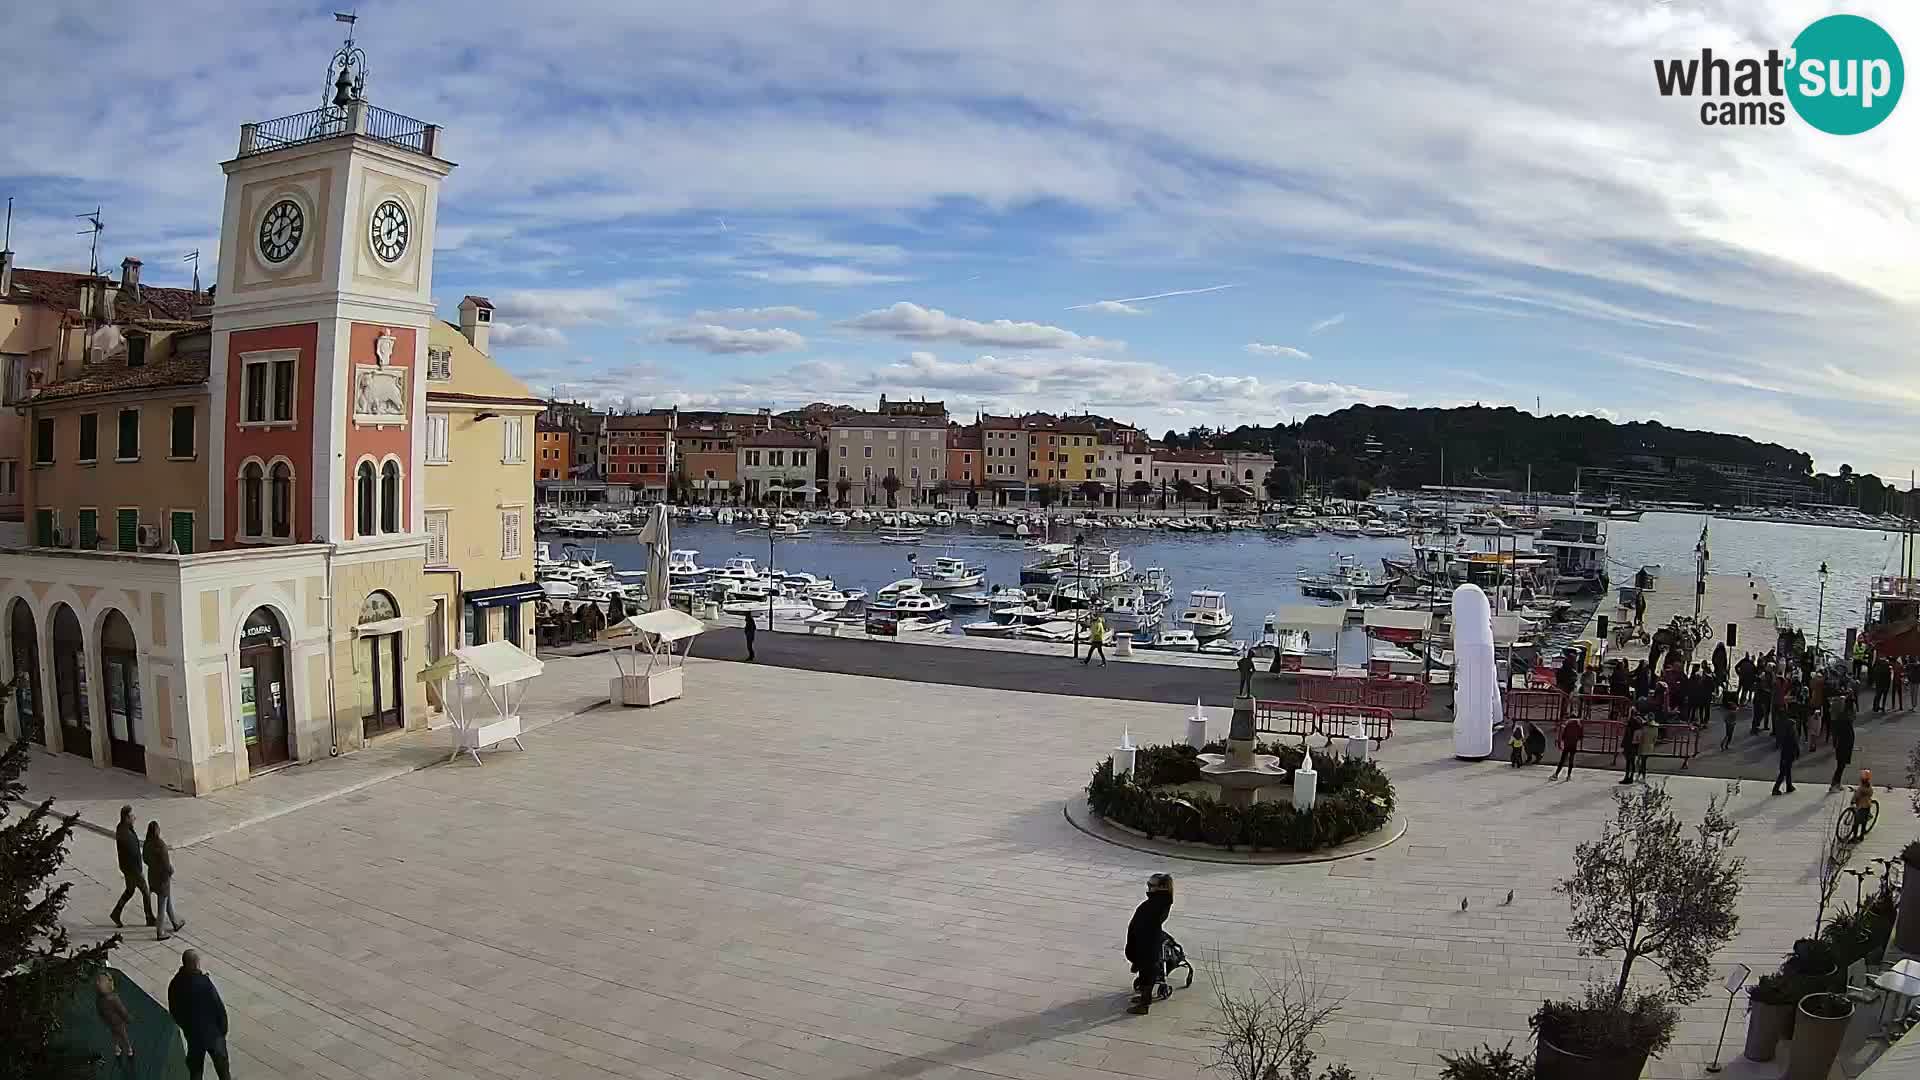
1581,569,1783,664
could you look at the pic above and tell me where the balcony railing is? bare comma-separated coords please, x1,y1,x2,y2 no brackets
240,103,438,158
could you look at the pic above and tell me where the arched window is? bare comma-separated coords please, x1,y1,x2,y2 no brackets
354,461,376,537
269,462,293,539
379,460,401,534
240,461,264,538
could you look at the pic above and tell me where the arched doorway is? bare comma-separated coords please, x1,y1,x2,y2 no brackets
357,591,404,738
50,604,90,759
100,610,145,774
8,599,44,745
240,607,293,769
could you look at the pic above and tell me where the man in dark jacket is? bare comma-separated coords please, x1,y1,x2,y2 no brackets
109,805,154,928
1125,874,1174,1014
743,611,757,662
169,950,231,1080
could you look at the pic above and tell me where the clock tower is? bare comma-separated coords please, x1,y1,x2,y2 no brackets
208,26,453,745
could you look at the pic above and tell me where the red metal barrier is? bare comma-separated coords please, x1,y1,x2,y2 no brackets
1648,722,1698,767
1505,688,1567,725
1303,676,1368,705
1563,718,1624,760
1364,678,1430,717
1318,704,1395,749
1253,700,1319,743
1573,693,1630,723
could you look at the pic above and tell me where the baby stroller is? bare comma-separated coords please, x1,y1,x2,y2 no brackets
1151,932,1195,1000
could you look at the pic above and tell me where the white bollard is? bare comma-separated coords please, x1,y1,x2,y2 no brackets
1113,744,1137,779
1114,633,1133,658
1186,714,1208,748
1345,734,1369,762
1292,759,1318,811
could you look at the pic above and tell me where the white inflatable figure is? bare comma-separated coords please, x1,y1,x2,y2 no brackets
1451,583,1500,759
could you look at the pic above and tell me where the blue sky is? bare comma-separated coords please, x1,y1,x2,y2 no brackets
3,1,1916,473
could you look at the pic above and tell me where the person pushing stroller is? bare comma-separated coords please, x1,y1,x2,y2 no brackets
1126,873,1175,1014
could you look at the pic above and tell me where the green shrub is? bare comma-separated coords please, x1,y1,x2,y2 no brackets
1437,1042,1528,1080
1086,745,1395,853
1747,972,1795,1006
1531,988,1676,1059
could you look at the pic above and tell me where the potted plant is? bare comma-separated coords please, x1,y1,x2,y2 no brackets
1817,906,1870,968
1536,786,1742,1080
1743,974,1796,1062
1862,891,1895,965
1784,938,1842,995
1438,1041,1529,1080
1788,991,1855,1080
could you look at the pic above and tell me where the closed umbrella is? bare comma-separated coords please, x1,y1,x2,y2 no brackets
639,503,670,612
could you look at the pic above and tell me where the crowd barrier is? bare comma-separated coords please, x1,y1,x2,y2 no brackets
1253,700,1395,749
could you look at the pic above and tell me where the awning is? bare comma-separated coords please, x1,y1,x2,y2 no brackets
465,581,545,609
1271,604,1346,631
1364,608,1432,634
623,608,705,644
453,641,545,686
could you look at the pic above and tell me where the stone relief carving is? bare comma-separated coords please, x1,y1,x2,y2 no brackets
352,329,407,424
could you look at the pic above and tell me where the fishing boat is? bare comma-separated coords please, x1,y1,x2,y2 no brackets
1298,553,1391,601
888,592,948,616
1249,615,1308,659
878,524,926,544
895,616,952,634
1016,620,1081,643
1139,628,1200,652
1019,543,1075,585
919,555,986,591
1533,512,1610,595
1134,566,1175,606
1060,547,1133,588
1102,584,1164,633
666,549,708,585
945,588,998,609
1179,589,1234,640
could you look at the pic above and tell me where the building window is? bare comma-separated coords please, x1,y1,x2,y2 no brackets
795,451,807,466
1,354,26,405
427,346,452,381
863,466,873,480
769,451,783,467
963,453,972,463
838,466,848,479
910,467,919,481
745,451,760,466
77,508,98,549
356,461,376,536
270,462,293,538
425,510,450,565
34,508,56,546
0,460,14,496
170,510,194,554
116,508,138,552
126,333,148,369
426,413,450,463
863,446,872,458
501,508,523,559
501,417,526,463
240,462,265,538
838,445,846,458
241,356,296,423
380,460,402,534
78,413,98,463
170,405,195,458
116,409,140,461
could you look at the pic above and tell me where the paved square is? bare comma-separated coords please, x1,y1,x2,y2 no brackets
45,652,1917,1079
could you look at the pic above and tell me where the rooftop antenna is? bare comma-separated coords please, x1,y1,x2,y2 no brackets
182,249,202,294
76,208,104,276
3,196,12,250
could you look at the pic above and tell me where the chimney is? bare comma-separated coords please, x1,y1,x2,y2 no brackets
458,295,493,353
0,249,13,297
119,256,143,300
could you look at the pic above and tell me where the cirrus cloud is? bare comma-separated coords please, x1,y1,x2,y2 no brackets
657,324,808,354
843,302,1120,350
1245,343,1311,360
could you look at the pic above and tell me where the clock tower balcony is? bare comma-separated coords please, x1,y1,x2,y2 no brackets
237,100,441,162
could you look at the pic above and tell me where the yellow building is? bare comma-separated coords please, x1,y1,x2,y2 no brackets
423,298,543,652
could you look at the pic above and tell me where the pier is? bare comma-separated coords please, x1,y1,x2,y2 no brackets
1582,569,1783,664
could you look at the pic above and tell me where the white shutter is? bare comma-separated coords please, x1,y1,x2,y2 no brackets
425,510,449,565
427,414,449,462
502,417,525,463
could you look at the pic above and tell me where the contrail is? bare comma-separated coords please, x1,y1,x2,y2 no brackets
1069,283,1240,309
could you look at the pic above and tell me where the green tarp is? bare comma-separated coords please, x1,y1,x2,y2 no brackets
55,967,188,1080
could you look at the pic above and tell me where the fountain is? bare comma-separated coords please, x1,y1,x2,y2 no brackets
1197,695,1291,807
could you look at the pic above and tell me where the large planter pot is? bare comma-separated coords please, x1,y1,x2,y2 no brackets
1743,1000,1792,1062
1535,1034,1650,1080
1787,994,1855,1080
1900,856,1920,953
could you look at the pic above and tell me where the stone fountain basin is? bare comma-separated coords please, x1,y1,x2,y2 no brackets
1197,753,1291,790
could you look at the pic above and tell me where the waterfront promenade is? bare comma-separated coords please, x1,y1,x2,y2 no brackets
33,651,1914,1080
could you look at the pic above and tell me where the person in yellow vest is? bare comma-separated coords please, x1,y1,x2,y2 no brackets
1083,614,1108,667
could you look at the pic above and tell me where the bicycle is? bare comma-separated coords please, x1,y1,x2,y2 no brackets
1836,798,1880,844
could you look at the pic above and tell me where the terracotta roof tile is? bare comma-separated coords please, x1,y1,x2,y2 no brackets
6,267,204,322
29,351,209,404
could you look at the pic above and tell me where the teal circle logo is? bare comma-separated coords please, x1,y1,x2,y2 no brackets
1787,15,1903,135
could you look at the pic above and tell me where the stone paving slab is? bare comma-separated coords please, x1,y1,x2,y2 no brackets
33,650,1920,1080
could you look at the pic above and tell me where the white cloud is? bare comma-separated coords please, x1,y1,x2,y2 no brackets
657,324,808,354
740,266,912,286
1082,300,1147,315
1612,352,1785,395
489,322,569,349
1308,313,1346,335
1245,343,1311,360
690,305,820,324
492,280,681,326
843,302,1120,350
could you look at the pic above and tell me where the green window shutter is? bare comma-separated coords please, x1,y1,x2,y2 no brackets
77,509,97,548
34,509,54,546
170,511,194,555
117,509,138,552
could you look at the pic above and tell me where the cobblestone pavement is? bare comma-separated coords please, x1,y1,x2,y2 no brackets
42,651,1917,1080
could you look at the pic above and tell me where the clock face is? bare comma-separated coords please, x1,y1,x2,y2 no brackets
258,199,304,264
369,199,410,263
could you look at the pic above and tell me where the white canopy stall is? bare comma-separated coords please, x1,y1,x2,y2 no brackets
1270,604,1347,671
447,641,544,765
610,608,705,706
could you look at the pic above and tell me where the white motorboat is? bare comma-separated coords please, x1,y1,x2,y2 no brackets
987,587,1035,616
540,580,581,599
779,572,835,592
945,589,997,609
769,521,811,538
961,620,1021,637
1102,584,1164,633
667,549,708,584
1060,548,1132,587
1250,615,1308,659
1179,589,1234,640
1198,638,1243,656
723,597,816,619
919,555,986,590
1141,628,1199,651
805,585,854,612
876,578,924,601
888,592,948,616
711,556,763,584
895,616,952,634
1324,517,1365,538
1016,620,1081,643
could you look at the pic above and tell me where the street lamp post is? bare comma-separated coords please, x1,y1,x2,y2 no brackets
1815,560,1829,656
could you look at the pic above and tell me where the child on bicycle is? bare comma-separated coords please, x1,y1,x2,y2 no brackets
1847,770,1876,841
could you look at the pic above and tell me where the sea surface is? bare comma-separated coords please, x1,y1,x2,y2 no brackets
547,511,1913,650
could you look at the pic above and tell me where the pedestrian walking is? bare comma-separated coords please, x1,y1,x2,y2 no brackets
1578,665,1596,704
1508,722,1525,768
1771,707,1800,795
1236,648,1254,697
1524,719,1547,765
143,821,185,940
1608,660,1629,701
1871,655,1890,713
1827,691,1856,792
109,804,154,929
1635,709,1658,780
1549,714,1583,780
96,971,133,1061
168,950,231,1080
1125,874,1174,1015
1083,614,1108,667
1752,663,1771,734
1632,589,1646,628
743,611,757,662
1555,651,1578,696
1894,657,1906,711
1619,708,1642,785
1719,693,1737,751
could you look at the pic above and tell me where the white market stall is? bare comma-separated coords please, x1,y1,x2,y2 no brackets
610,608,705,706
446,641,543,764
1270,604,1347,671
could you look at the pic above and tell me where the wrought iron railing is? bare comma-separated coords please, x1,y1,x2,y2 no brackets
242,104,434,157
